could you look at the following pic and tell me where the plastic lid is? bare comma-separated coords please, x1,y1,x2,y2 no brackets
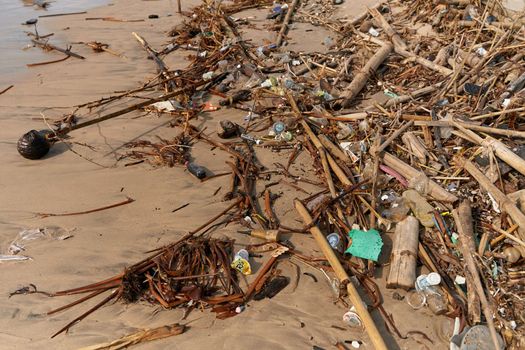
427,272,441,285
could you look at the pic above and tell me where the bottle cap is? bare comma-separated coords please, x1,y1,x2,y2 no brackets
326,233,340,249
272,121,286,134
427,272,441,285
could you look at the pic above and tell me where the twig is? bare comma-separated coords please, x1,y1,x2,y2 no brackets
37,197,135,218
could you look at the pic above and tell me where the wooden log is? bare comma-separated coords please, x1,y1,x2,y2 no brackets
456,157,525,241
341,43,393,107
452,201,500,350
294,200,388,350
387,216,420,290
401,132,428,164
301,120,354,186
382,152,458,202
319,134,352,164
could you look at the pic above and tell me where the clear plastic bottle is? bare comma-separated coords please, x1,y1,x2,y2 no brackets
415,273,448,315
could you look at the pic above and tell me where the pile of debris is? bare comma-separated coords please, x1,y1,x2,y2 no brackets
14,0,525,348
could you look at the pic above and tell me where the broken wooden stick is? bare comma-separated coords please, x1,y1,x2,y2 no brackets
80,323,185,350
382,152,458,202
295,200,387,350
132,32,177,91
452,200,500,350
31,38,85,59
453,121,525,177
341,43,393,107
37,197,135,218
455,156,525,241
369,7,407,51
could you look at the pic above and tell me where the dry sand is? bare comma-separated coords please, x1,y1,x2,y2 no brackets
0,0,450,349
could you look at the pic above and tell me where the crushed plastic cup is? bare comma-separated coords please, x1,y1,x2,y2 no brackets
343,309,362,327
231,249,251,275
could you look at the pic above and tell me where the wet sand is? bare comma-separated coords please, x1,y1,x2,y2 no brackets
0,0,448,349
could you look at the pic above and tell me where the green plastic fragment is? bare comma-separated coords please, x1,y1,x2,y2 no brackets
345,229,383,262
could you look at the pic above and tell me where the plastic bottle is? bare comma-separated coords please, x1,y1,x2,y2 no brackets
186,162,206,179
415,273,447,315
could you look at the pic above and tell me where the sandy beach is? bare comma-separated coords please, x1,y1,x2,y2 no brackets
0,0,459,349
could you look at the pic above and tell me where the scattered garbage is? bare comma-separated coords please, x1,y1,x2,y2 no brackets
12,0,525,347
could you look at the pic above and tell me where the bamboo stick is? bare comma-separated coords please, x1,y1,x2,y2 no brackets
453,121,525,177
356,32,453,76
341,43,393,107
276,0,300,47
319,134,352,164
369,8,407,50
452,201,500,350
294,200,387,350
382,152,458,202
456,157,525,241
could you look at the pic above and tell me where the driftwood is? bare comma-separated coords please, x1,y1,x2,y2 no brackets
294,200,388,350
31,38,85,59
456,157,525,241
341,43,393,107
369,8,407,50
381,152,458,202
387,216,419,290
453,122,525,177
356,32,452,76
452,201,500,350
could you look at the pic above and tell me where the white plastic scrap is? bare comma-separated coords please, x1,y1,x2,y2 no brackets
150,100,176,112
368,27,380,37
455,275,466,285
487,192,501,213
475,47,487,56
0,255,31,262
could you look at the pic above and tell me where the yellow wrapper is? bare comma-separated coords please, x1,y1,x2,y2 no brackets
231,257,252,275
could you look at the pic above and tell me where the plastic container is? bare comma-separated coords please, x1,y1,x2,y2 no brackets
415,273,447,315
415,272,441,291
